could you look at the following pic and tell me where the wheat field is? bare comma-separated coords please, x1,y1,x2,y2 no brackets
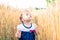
0,0,60,40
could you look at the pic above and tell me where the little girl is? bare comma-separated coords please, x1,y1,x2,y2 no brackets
15,10,37,40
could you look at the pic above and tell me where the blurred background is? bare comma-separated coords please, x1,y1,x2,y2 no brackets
0,0,60,40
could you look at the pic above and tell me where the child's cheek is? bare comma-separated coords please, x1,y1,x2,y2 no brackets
29,16,32,20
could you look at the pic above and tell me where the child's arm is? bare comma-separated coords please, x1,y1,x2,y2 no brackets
15,30,21,38
34,24,39,35
15,25,21,38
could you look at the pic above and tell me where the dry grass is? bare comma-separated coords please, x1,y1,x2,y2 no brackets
0,1,60,40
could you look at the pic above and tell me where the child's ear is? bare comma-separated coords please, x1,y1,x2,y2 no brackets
22,19,24,22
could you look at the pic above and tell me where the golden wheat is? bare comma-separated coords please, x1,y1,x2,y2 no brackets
0,1,60,40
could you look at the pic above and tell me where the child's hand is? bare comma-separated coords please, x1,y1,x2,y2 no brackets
15,30,21,38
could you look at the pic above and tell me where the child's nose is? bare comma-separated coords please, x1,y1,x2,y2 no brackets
30,15,32,18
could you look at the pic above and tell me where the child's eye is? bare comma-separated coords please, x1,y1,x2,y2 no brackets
26,13,29,16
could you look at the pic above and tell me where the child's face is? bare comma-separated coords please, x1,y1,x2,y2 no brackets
22,10,32,22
